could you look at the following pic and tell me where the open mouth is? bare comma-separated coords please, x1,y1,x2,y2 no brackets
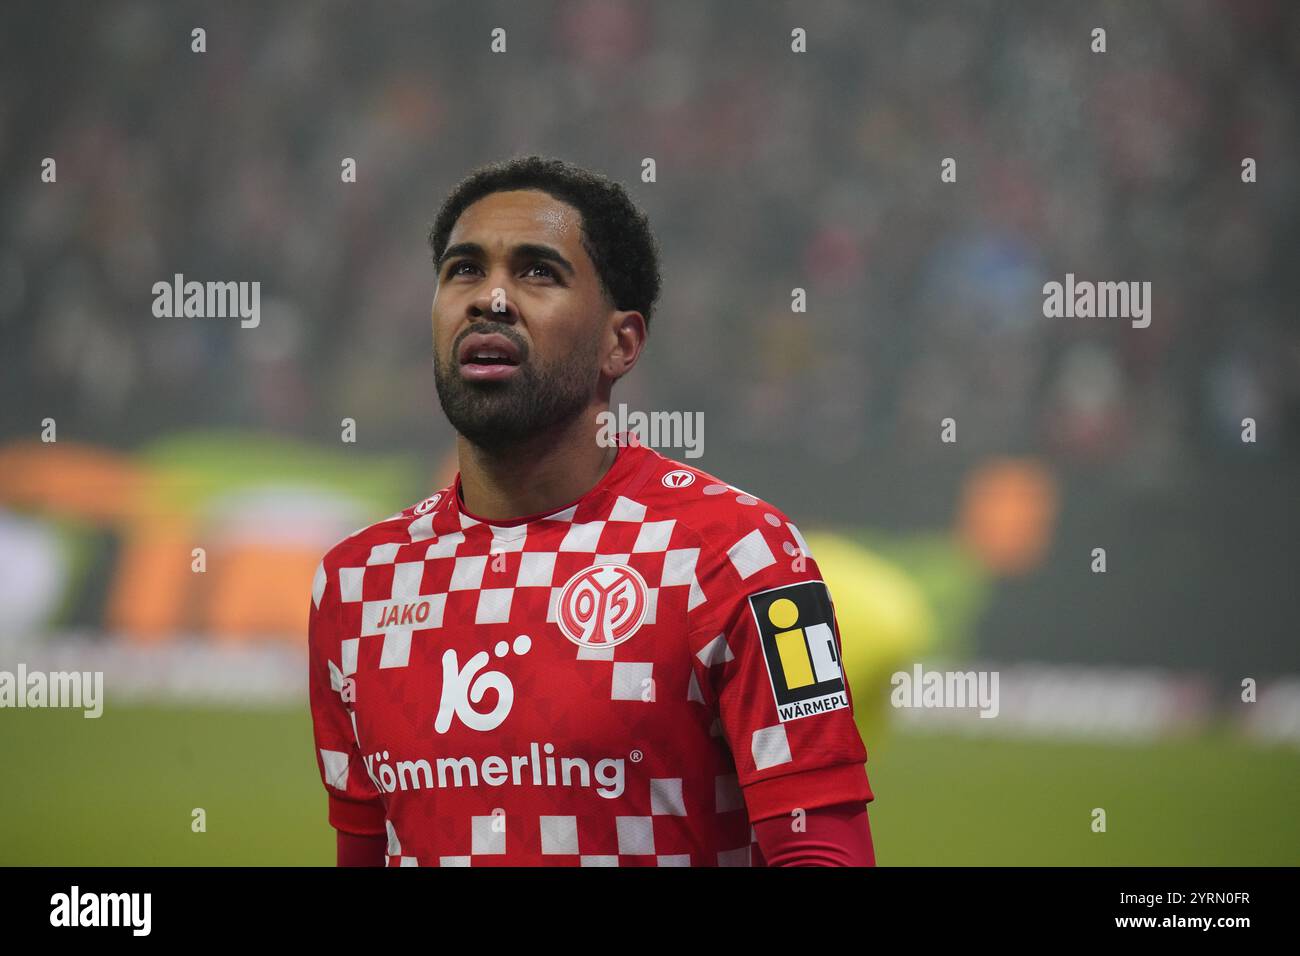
462,352,518,366
458,331,523,381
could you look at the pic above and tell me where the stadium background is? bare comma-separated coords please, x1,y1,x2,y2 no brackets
1,0,1297,865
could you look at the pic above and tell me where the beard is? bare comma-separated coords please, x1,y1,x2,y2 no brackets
434,327,599,453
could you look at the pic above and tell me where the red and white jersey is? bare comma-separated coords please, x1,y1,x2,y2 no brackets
308,432,873,866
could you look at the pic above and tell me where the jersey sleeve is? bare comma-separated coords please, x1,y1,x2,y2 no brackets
688,515,874,824
752,801,876,866
307,556,388,837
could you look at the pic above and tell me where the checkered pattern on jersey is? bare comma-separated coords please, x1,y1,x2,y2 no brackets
316,459,837,867
379,762,759,867
331,494,705,685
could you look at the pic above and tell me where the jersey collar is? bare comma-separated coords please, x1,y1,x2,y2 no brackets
449,432,645,528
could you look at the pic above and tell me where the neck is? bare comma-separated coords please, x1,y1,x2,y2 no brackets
456,406,618,522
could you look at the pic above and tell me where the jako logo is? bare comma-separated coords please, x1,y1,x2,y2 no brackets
50,886,151,936
375,600,432,628
435,634,532,733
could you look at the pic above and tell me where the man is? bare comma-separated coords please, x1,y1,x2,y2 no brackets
308,155,876,866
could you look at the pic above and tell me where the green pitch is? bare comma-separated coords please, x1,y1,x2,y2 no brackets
1,705,1296,866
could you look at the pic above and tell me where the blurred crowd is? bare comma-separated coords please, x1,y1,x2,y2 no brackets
1,0,1297,485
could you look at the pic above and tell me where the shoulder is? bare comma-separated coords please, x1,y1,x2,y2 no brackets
630,446,815,578
311,488,454,606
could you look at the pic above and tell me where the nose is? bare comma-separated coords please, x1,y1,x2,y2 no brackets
468,275,520,324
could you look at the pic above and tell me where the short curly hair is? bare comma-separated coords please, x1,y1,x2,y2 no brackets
428,155,662,330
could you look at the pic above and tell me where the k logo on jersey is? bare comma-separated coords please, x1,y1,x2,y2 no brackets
434,635,532,734
748,581,849,722
556,564,649,648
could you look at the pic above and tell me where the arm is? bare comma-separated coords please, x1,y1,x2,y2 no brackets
308,557,389,865
337,830,388,867
752,800,876,867
684,505,876,859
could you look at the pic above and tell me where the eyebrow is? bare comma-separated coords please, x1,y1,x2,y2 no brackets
438,241,577,278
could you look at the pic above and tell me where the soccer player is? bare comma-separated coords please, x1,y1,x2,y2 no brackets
308,156,876,866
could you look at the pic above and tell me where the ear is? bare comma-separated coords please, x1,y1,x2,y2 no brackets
601,310,647,382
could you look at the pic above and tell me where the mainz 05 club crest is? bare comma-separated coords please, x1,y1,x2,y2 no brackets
556,564,649,649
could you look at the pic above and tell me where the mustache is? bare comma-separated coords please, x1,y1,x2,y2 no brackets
444,324,531,364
